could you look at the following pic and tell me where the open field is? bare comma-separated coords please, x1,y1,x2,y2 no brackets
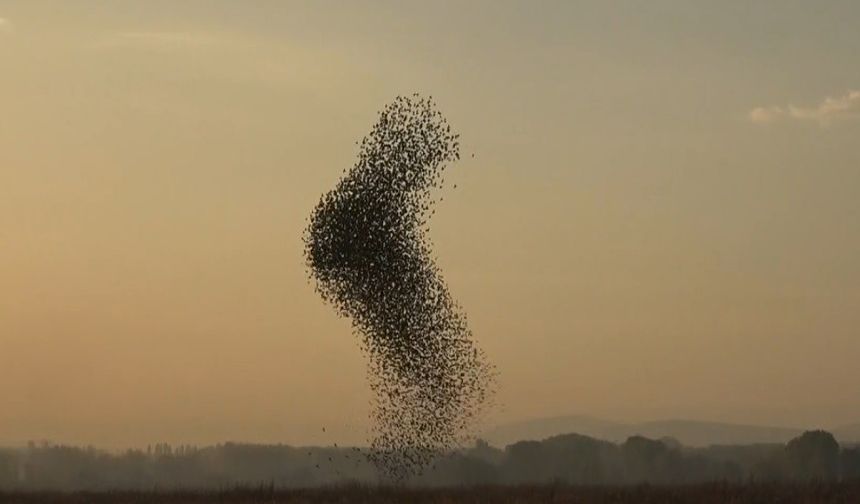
3,483,860,504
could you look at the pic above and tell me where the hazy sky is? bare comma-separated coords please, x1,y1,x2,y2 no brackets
2,1,860,448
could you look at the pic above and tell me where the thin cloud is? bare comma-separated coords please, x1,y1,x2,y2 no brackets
748,106,784,124
750,90,860,127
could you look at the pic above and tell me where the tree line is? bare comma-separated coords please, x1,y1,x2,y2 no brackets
1,430,858,489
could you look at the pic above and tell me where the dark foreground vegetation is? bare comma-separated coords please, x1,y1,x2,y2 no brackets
4,482,860,504
2,430,859,491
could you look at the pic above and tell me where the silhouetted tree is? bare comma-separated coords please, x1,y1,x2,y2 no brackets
503,441,546,483
785,430,840,482
465,439,504,465
622,436,682,483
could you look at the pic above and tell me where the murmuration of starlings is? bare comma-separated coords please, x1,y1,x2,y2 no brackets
303,94,494,480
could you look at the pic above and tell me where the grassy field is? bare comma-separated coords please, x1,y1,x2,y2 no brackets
3,483,860,504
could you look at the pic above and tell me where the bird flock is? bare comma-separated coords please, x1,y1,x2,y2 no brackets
303,95,494,479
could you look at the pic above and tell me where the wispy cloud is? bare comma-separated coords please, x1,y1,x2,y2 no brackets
750,90,860,127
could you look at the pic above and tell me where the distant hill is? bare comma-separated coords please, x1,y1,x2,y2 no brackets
482,415,809,447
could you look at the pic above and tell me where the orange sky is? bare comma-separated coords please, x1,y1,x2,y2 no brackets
2,1,860,448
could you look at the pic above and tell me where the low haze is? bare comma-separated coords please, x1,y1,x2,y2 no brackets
2,1,860,450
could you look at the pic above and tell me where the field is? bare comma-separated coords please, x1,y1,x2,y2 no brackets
3,483,860,504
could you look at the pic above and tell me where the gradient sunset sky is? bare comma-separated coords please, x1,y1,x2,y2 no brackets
2,1,860,448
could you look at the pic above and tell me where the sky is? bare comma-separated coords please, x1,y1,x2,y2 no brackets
1,0,860,449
